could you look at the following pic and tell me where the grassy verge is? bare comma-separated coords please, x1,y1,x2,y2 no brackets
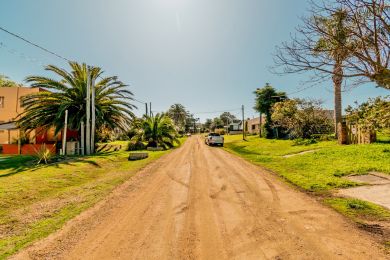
223,134,390,228
224,135,390,192
324,198,390,222
0,140,183,259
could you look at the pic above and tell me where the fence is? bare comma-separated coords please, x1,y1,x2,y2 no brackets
1,143,57,155
338,122,376,144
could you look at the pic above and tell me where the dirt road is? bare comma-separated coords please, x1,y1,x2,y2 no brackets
14,136,387,259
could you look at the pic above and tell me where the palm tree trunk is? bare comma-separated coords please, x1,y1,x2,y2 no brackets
333,60,343,138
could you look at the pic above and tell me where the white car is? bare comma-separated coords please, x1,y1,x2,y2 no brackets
205,133,224,146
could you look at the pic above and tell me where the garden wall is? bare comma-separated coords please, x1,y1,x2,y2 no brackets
1,144,56,155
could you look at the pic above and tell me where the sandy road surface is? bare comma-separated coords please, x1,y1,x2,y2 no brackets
14,136,387,259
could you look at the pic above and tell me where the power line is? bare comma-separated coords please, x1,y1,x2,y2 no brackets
0,26,70,62
192,107,242,115
0,42,46,67
0,25,149,106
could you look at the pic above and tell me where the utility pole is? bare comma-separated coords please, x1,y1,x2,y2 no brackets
80,121,85,156
149,102,152,117
242,105,245,140
259,112,262,138
91,76,96,154
85,69,91,155
193,119,196,134
62,109,68,155
145,103,148,117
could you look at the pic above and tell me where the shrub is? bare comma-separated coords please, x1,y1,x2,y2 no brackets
127,141,146,151
293,138,317,146
33,144,54,165
272,99,334,139
311,134,334,141
95,126,113,142
345,96,389,131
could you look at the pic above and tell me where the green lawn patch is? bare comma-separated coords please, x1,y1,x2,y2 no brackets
224,135,390,192
0,144,179,259
325,198,390,222
223,134,390,233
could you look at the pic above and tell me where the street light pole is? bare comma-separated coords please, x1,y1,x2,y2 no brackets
62,109,68,156
242,105,245,140
91,76,96,154
86,69,91,155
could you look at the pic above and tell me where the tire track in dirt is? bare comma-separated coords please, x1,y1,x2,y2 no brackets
12,136,388,260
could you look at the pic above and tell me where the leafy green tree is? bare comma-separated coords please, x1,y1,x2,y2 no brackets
219,112,236,126
167,103,187,130
204,118,213,130
272,99,334,139
18,62,135,135
211,117,224,131
184,112,195,132
253,83,286,138
132,113,180,149
345,96,390,131
0,75,20,87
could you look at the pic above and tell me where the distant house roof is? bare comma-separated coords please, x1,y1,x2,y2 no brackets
229,121,242,126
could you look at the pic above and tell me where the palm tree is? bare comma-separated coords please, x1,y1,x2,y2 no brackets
18,62,135,136
133,113,179,149
313,10,351,137
167,103,187,130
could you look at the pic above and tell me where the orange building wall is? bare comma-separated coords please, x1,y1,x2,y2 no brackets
0,87,40,144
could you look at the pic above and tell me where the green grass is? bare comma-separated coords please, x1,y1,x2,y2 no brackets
325,198,390,221
224,135,390,192
377,131,390,143
0,140,183,259
223,134,390,229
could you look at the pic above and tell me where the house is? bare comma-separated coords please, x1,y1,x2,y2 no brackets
246,115,266,135
0,86,42,144
0,86,77,154
227,120,243,134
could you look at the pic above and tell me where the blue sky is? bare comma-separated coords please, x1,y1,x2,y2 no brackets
0,0,388,121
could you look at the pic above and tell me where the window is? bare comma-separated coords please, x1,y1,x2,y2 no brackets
251,125,256,130
0,96,4,108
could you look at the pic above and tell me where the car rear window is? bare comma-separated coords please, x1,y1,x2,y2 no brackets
209,133,220,136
